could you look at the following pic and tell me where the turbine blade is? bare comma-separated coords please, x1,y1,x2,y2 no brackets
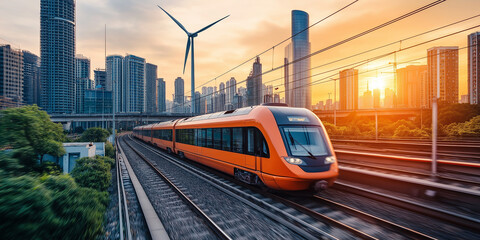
157,5,189,34
194,15,230,35
183,37,191,74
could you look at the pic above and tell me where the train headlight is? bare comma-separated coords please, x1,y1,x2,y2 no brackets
325,156,336,164
283,156,304,165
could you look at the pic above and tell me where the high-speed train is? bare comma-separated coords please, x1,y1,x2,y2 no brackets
133,104,338,192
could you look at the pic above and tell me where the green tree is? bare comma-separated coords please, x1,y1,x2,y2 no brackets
80,127,110,142
105,141,115,159
70,157,111,192
0,174,107,240
0,105,66,166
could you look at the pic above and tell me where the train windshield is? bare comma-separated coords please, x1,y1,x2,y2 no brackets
282,126,329,157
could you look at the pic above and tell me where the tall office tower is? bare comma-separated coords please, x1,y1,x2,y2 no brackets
157,78,166,112
247,57,262,106
362,89,373,109
75,54,91,113
284,10,311,109
225,77,236,110
22,50,40,105
106,55,123,112
427,47,459,106
145,63,158,113
217,82,226,112
40,0,75,113
339,68,358,110
94,68,106,89
174,77,184,113
0,45,23,109
396,65,427,108
384,88,395,108
207,86,214,113
124,55,145,112
83,89,112,114
373,88,381,108
468,32,480,104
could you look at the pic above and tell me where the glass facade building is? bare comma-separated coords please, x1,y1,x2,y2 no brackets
124,55,145,112
22,51,40,106
284,10,311,109
40,0,75,113
106,55,123,112
145,63,158,113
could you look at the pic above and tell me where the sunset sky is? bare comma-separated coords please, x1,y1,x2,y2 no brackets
1,0,479,105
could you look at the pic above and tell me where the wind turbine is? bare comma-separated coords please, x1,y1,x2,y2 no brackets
157,5,229,114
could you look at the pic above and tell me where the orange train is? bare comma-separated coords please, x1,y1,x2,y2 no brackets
133,104,338,192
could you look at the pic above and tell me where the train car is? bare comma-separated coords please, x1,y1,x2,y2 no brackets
172,104,338,192
134,124,154,143
150,120,176,153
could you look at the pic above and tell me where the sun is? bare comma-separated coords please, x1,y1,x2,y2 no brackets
370,76,385,90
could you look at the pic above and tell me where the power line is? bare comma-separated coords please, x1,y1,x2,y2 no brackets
167,0,448,112
195,0,360,90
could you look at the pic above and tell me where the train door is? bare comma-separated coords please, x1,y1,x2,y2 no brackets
245,128,256,170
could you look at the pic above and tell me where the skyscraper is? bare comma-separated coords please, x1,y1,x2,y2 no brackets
22,51,40,106
75,54,91,113
94,68,106,89
174,77,184,113
339,68,358,110
0,45,23,109
284,10,311,109
124,55,145,112
40,0,75,113
247,57,262,106
157,78,166,112
145,63,158,113
427,47,459,106
106,55,123,112
396,65,427,108
468,32,480,104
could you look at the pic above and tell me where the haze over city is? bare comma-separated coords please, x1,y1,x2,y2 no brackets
2,0,479,105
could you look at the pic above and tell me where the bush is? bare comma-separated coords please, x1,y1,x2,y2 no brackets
444,115,480,137
71,157,111,192
0,174,107,240
80,128,110,143
105,141,115,159
96,155,115,169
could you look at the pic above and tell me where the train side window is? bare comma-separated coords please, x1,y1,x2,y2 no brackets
213,128,222,150
222,128,231,151
206,128,213,148
255,128,269,158
232,127,243,153
193,129,198,146
246,128,255,155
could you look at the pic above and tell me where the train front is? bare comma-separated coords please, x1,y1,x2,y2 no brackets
261,106,338,193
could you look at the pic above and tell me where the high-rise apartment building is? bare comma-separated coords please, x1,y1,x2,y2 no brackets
284,10,311,109
339,68,358,110
427,47,459,106
40,0,75,113
106,55,123,112
247,57,262,106
94,68,106,89
396,65,428,108
75,54,91,113
22,51,40,106
145,63,158,113
157,78,166,112
124,55,145,112
0,45,23,109
468,32,480,104
174,77,184,113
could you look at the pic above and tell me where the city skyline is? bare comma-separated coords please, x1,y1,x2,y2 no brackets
2,0,479,105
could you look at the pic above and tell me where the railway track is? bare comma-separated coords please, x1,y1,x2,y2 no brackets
128,134,446,240
115,140,133,240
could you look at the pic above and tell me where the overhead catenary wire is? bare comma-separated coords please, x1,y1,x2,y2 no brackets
167,0,448,112
170,22,480,113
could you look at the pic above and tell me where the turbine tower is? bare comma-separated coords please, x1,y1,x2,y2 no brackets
157,5,229,114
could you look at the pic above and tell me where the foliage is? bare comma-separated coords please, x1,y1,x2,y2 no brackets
70,157,112,192
96,155,115,169
105,141,115,159
34,162,62,176
443,115,480,137
0,105,66,166
80,127,110,143
0,174,107,240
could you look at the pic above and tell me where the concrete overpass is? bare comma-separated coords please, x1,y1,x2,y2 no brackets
50,112,194,131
